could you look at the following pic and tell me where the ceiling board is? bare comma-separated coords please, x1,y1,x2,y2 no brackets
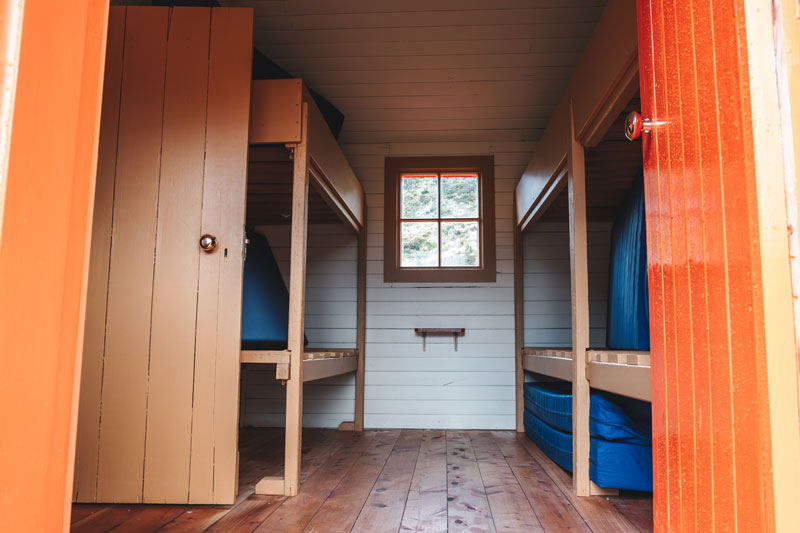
219,0,606,146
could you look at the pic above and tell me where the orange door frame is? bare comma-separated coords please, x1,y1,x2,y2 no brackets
0,1,110,530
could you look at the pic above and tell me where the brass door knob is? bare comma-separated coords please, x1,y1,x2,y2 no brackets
625,111,652,141
199,234,218,253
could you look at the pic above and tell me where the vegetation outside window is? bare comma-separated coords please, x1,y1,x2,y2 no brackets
384,156,495,282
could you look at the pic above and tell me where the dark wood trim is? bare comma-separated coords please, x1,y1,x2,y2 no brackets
384,155,496,283
414,328,465,335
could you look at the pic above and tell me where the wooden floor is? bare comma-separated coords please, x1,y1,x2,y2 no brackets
71,428,652,532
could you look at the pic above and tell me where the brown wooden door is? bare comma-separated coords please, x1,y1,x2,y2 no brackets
73,6,252,505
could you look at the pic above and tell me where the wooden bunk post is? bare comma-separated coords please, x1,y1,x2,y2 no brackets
568,101,591,497
355,200,368,431
513,198,525,433
283,103,310,497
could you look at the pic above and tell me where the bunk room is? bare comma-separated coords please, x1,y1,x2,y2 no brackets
62,1,656,531
0,0,777,531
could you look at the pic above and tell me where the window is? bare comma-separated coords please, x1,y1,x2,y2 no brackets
384,156,495,282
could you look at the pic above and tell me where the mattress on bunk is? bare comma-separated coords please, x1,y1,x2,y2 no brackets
523,381,573,433
590,437,653,492
590,389,652,446
524,409,653,492
607,171,650,351
523,382,652,445
523,409,573,472
241,228,299,350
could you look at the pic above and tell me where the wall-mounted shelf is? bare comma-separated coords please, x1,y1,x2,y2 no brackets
414,328,465,351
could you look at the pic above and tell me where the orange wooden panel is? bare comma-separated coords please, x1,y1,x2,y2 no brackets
0,0,109,530
635,4,669,529
638,0,776,530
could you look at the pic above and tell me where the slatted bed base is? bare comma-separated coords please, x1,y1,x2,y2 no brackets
240,348,358,382
521,347,651,402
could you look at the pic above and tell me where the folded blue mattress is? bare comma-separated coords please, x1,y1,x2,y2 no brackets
523,409,573,472
523,382,572,433
523,382,652,445
523,410,653,491
590,437,653,492
590,390,652,446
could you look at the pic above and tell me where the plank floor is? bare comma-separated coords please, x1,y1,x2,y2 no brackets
71,428,652,532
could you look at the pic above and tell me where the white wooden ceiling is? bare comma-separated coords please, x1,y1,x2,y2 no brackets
219,0,606,145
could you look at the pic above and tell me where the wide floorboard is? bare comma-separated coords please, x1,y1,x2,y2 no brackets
71,428,652,532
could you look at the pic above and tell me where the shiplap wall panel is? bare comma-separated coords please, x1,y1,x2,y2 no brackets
523,221,611,348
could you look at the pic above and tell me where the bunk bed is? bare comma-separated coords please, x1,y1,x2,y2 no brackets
512,0,649,497
243,79,367,497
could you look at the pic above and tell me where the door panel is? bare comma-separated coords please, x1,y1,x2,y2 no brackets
637,0,774,530
74,6,252,505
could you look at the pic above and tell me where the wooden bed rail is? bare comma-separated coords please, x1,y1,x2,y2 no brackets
240,348,358,383
521,347,651,402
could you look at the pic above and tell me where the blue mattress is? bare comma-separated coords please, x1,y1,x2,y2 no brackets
607,172,650,351
523,382,652,445
523,409,573,472
590,390,651,446
590,438,653,492
523,382,572,433
241,229,305,350
523,409,653,491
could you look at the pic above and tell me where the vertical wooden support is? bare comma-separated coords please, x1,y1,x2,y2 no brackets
567,101,591,497
284,103,310,496
513,198,525,433
355,200,368,431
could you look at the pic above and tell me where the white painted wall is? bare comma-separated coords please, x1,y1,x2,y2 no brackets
522,221,611,348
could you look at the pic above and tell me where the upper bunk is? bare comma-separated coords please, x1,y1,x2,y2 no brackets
249,78,365,234
512,1,649,403
242,79,364,383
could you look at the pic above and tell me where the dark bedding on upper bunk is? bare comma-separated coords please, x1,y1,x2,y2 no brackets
607,171,650,351
241,228,306,350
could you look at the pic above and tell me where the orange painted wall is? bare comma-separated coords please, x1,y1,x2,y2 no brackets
637,0,775,530
0,0,109,530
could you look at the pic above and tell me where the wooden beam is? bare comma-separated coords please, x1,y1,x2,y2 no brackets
513,199,525,432
305,87,364,229
303,355,358,383
568,100,591,497
283,103,309,497
522,352,573,383
587,361,651,402
355,203,367,431
239,350,290,364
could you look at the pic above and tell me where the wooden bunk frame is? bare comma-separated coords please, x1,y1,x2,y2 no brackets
242,79,367,497
513,1,649,497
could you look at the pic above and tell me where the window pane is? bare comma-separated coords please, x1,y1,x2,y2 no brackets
401,221,439,267
401,175,438,219
440,174,478,219
441,221,479,267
